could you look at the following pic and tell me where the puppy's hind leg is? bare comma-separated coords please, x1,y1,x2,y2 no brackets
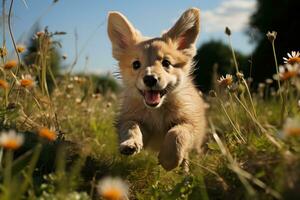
117,121,143,155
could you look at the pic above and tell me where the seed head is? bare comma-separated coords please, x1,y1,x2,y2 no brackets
266,31,277,42
225,27,231,36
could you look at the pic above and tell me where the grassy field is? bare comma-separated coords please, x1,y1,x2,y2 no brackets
1,5,300,200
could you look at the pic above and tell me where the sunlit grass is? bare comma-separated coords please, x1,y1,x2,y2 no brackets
0,1,300,200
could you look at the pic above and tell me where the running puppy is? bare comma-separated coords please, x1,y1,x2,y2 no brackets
107,8,206,171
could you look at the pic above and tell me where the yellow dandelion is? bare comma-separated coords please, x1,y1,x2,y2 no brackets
283,51,300,65
0,79,9,89
3,60,18,70
97,177,129,200
278,64,299,80
0,46,8,57
16,45,26,53
283,118,300,137
0,130,24,150
217,74,233,87
38,127,57,141
17,74,36,88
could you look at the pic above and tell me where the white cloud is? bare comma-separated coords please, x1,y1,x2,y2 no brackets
201,0,256,33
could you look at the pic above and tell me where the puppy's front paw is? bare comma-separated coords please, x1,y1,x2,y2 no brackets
158,133,184,171
119,139,142,155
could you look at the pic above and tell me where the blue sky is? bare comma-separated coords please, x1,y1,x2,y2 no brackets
3,0,256,74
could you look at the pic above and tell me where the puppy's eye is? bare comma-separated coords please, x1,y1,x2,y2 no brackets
132,60,141,70
162,59,171,68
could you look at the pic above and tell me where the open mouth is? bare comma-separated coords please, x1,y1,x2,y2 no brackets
139,89,167,107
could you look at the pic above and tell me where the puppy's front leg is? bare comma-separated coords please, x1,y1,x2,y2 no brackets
158,124,193,171
118,121,143,155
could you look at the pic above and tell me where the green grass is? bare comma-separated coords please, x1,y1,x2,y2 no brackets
1,68,300,199
1,4,300,199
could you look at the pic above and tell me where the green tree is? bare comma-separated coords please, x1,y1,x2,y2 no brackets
193,40,248,92
249,0,300,83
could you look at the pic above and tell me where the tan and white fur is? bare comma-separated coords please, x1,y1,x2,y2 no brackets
107,8,206,171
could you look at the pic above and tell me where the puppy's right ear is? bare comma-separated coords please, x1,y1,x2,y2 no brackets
107,12,140,60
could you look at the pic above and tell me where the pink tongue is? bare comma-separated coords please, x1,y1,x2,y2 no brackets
144,91,161,105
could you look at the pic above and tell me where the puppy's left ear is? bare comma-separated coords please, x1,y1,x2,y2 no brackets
163,8,200,57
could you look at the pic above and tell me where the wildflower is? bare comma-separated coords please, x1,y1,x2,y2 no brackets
217,74,233,87
36,31,45,38
266,31,277,42
107,102,112,108
16,45,26,53
0,130,24,150
283,118,300,137
97,177,129,200
3,60,18,70
73,76,86,84
265,78,273,84
0,79,9,89
17,74,36,88
247,77,253,84
38,127,57,141
258,83,266,89
75,98,81,104
236,72,244,79
92,93,101,99
225,27,231,36
278,64,299,80
67,84,74,89
283,51,300,65
0,46,7,57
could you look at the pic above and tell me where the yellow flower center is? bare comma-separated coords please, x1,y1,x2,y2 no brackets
38,128,57,141
287,57,300,65
2,140,21,150
102,188,123,200
20,79,34,87
285,127,300,136
0,79,9,89
4,60,18,70
280,71,298,80
218,78,233,86
0,47,7,57
17,46,25,53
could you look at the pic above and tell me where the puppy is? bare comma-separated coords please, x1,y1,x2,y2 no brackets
107,8,206,171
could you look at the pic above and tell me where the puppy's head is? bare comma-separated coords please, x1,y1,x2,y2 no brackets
107,8,200,108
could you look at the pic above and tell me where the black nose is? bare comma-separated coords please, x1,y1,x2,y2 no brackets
143,75,158,87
